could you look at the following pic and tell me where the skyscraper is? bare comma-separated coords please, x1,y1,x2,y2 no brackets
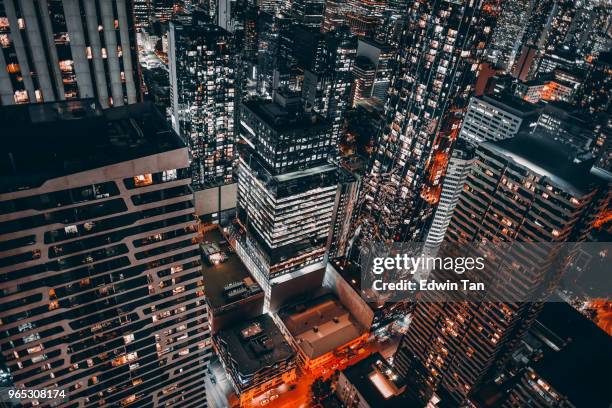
345,0,386,38
0,100,211,407
322,0,346,33
235,93,340,310
424,94,541,253
485,0,531,72
0,0,141,108
397,134,605,405
169,13,236,191
301,28,357,151
133,0,152,28
292,0,326,29
357,0,495,247
153,0,174,22
255,12,294,98
355,38,394,102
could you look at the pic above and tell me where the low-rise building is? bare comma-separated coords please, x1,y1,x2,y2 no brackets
335,352,424,408
202,228,264,334
277,293,368,371
214,314,297,406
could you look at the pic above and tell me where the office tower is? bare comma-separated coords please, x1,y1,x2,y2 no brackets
357,0,495,247
459,95,541,146
424,94,540,254
494,303,612,408
537,46,580,73
301,28,357,149
355,38,393,101
169,14,236,192
236,93,340,310
327,168,361,259
350,56,376,105
535,103,597,157
292,0,326,29
0,0,140,108
217,0,232,32
153,0,174,22
214,314,297,405
133,0,152,28
322,0,346,33
345,0,386,38
397,134,605,405
257,0,283,14
256,12,294,97
0,100,210,407
578,51,612,115
485,0,531,72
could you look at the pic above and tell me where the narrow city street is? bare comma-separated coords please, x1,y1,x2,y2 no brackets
242,340,383,408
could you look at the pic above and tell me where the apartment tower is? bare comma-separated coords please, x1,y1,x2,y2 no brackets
0,0,141,108
0,100,211,407
356,0,495,248
396,134,605,405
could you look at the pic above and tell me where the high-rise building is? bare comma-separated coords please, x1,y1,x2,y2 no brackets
256,12,294,97
357,0,495,247
578,51,611,115
350,55,376,105
345,0,386,38
0,0,141,108
485,0,531,72
423,140,475,255
153,0,174,22
169,14,236,191
0,100,211,407
397,134,605,405
535,103,598,158
322,0,346,33
257,0,284,14
458,95,541,146
235,93,341,310
491,303,612,408
327,168,361,259
301,28,357,150
133,0,152,28
355,38,393,102
292,0,326,29
424,94,541,253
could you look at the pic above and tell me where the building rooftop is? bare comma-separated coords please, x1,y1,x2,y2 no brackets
216,314,295,376
279,293,364,359
341,353,423,408
484,133,600,196
480,94,540,117
0,100,183,194
201,228,261,310
529,302,612,408
241,99,329,132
